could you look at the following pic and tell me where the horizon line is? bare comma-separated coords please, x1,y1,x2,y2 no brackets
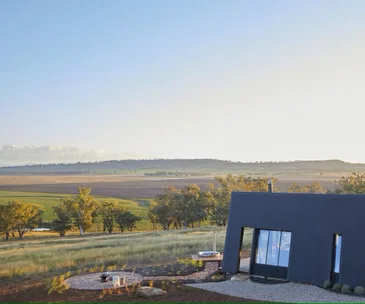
1,158,365,169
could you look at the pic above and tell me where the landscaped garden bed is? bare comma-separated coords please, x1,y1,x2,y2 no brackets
130,260,205,277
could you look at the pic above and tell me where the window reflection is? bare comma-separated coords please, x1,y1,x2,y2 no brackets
256,230,269,264
256,230,292,267
334,234,342,273
278,232,291,267
267,231,280,265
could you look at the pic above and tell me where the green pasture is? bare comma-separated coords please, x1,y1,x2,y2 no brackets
0,191,152,221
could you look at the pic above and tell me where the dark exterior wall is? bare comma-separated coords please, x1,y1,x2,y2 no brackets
222,192,365,287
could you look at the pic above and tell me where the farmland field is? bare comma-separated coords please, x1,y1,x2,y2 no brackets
0,174,338,229
0,191,152,222
0,175,338,198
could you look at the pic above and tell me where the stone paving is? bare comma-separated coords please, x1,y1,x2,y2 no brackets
65,271,144,290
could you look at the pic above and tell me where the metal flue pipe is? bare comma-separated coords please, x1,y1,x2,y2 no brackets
268,179,273,193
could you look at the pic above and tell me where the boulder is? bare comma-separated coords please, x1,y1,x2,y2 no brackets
230,273,249,282
354,286,365,296
136,287,167,298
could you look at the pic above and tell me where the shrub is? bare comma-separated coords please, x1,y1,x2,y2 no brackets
323,280,332,289
332,283,342,292
46,274,69,294
354,286,365,296
341,284,353,294
177,258,204,268
64,271,72,279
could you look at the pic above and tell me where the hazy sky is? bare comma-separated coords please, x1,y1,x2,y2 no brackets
1,0,365,162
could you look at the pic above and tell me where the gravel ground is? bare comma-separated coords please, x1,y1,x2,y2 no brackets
187,280,365,302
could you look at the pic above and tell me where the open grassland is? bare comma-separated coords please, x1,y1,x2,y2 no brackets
0,191,152,221
0,227,252,280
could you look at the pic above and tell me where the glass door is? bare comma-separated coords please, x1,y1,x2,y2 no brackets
251,229,292,279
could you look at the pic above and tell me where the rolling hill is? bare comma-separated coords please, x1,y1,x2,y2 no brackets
0,159,364,175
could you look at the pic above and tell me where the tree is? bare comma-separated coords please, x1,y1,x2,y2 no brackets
202,174,274,226
309,182,326,194
52,204,73,236
149,187,178,230
61,187,99,236
287,183,303,193
0,205,14,241
8,201,44,239
179,184,206,229
287,182,326,194
149,185,208,230
147,210,158,230
115,211,141,232
336,173,365,194
100,201,125,233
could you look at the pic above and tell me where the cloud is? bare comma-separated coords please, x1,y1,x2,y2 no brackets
0,145,145,165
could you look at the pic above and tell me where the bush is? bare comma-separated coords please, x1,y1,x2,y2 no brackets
323,280,332,289
354,286,365,296
177,258,204,268
341,284,353,294
332,283,342,292
46,274,69,294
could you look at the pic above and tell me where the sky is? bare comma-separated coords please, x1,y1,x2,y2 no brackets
1,0,365,163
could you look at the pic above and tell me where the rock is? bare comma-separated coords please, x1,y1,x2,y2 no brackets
323,280,332,289
230,273,249,282
354,286,365,296
136,287,167,298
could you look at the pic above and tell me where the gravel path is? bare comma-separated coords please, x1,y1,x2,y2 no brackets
187,280,365,302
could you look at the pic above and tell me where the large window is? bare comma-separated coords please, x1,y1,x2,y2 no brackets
333,234,342,273
255,230,292,267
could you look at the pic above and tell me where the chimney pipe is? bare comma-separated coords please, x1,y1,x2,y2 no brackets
268,179,273,193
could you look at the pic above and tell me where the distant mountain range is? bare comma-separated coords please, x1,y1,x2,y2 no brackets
0,145,145,166
0,158,364,175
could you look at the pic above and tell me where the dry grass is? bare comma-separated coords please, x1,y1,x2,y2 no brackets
0,227,253,280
